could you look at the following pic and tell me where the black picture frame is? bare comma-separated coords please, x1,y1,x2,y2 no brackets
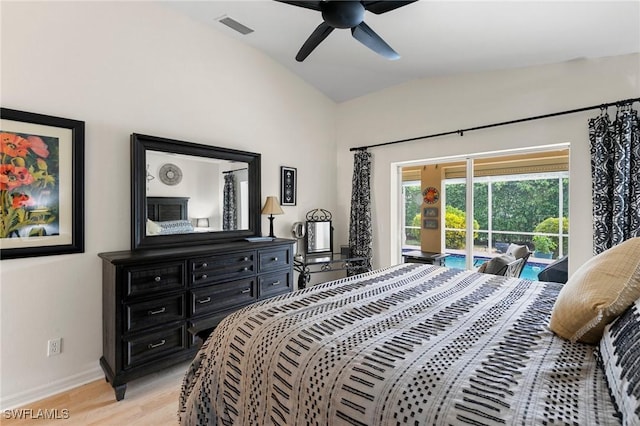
423,219,439,230
1,108,84,259
423,207,438,218
280,166,297,206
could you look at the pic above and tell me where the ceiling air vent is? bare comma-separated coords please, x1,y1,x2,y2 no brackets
217,15,254,35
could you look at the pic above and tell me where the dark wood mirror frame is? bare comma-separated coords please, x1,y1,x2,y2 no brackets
131,133,261,250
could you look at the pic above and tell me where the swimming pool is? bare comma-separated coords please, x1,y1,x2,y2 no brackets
444,254,545,281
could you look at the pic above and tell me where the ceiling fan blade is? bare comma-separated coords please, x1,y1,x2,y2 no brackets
273,1,322,12
363,1,418,15
296,22,335,62
351,21,399,60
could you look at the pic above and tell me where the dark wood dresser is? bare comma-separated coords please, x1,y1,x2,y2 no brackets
98,238,294,401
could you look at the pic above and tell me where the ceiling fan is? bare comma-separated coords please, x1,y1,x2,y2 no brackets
274,0,417,62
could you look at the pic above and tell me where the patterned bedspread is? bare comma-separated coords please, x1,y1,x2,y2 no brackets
179,264,620,425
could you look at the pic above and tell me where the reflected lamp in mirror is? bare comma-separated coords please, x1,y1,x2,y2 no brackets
196,217,210,228
261,196,284,238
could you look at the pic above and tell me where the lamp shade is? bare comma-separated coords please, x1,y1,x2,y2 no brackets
261,196,284,215
196,217,210,228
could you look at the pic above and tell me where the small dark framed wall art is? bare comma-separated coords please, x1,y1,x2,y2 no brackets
280,166,297,206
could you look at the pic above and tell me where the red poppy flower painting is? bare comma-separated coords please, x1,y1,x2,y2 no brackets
0,131,59,238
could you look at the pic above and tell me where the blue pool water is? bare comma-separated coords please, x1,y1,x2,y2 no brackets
444,254,545,281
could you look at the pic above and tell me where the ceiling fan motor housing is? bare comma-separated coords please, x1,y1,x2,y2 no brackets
321,1,365,28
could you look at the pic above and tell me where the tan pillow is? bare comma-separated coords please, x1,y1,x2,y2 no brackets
549,237,640,344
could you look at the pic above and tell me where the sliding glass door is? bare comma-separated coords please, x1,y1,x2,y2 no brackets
401,147,570,277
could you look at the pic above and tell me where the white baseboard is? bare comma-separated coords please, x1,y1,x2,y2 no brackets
0,366,103,411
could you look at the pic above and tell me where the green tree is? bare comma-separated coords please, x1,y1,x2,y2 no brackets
445,177,568,246
533,217,568,255
404,184,422,228
445,205,479,249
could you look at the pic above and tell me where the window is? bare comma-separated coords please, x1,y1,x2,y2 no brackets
444,172,569,258
400,147,569,276
402,180,421,249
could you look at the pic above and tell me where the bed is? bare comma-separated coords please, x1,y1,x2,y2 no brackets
178,239,640,425
146,196,195,235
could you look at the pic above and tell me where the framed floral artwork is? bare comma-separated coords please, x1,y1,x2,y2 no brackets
280,166,297,206
1,108,84,259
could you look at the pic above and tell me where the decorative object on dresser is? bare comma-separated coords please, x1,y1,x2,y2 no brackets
99,238,294,401
261,196,284,238
0,108,85,259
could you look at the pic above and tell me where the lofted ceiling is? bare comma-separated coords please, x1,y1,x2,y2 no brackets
163,1,640,103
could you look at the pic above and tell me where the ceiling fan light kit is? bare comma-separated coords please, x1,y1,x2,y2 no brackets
275,0,417,62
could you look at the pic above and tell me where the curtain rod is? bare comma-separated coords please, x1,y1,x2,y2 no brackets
223,168,247,174
349,97,640,152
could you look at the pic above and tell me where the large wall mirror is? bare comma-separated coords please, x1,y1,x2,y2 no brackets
131,133,261,250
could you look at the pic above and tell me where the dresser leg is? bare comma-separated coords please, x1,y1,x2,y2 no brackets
114,384,127,401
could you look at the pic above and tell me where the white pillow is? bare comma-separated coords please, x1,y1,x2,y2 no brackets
146,219,162,235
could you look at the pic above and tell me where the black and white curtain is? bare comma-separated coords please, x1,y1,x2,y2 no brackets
223,173,237,231
589,102,640,254
348,150,373,274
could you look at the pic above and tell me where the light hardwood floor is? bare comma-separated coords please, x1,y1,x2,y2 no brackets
3,362,190,425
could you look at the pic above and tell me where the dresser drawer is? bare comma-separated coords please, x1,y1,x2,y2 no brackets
125,294,186,333
125,262,185,297
190,252,255,286
258,247,291,273
125,323,187,369
259,271,292,299
190,278,256,317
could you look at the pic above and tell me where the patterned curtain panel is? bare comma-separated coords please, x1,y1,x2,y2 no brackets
223,173,237,231
589,103,640,254
348,150,373,274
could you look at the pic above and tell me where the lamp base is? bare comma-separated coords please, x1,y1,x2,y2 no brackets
268,215,276,238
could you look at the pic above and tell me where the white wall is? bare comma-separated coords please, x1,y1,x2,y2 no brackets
0,2,336,409
334,54,640,273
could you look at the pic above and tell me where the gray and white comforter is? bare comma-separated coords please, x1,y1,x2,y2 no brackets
179,264,620,425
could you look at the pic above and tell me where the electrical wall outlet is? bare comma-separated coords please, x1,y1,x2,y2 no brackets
47,338,62,356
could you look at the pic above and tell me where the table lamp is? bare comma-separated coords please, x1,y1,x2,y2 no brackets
261,196,284,238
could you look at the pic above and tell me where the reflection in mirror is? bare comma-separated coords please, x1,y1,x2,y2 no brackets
304,208,333,255
306,221,332,254
146,150,249,234
131,133,261,251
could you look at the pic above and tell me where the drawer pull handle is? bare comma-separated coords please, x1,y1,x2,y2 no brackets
148,339,166,349
148,307,166,315
198,297,211,304
201,274,208,280
154,276,161,282
243,267,249,271
243,256,249,261
202,262,208,268
241,288,251,294
272,257,278,261
271,280,281,286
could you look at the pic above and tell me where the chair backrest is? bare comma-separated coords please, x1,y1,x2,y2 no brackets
504,257,526,278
